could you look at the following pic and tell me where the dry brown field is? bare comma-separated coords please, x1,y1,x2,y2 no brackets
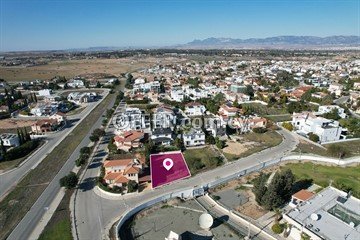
0,56,186,82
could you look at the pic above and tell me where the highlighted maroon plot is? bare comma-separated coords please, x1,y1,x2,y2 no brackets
150,151,191,188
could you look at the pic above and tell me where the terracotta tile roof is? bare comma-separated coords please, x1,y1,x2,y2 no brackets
124,166,140,174
114,131,144,143
103,159,133,168
292,189,315,201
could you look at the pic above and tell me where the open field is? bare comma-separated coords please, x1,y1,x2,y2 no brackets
223,131,283,161
281,162,360,198
0,88,115,239
183,146,222,175
38,190,73,240
0,57,185,82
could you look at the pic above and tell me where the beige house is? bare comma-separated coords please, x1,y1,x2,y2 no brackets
103,158,143,187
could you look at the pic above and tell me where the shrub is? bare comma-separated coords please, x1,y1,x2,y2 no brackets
252,127,267,133
212,195,221,200
271,223,285,234
308,132,319,143
282,122,294,131
127,180,138,193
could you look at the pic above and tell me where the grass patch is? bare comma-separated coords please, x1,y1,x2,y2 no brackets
293,139,360,158
38,190,73,240
224,131,283,161
0,89,116,239
242,103,288,115
265,114,292,122
66,106,85,116
293,141,330,157
183,146,222,175
281,162,360,198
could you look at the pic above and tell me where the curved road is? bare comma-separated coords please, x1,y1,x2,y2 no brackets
73,129,299,240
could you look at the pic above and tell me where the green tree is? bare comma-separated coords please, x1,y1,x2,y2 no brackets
127,180,138,193
253,173,268,205
59,172,78,189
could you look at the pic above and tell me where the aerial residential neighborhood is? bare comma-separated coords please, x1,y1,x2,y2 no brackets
0,1,359,240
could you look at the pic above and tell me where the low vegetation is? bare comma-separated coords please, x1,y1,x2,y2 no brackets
183,147,223,174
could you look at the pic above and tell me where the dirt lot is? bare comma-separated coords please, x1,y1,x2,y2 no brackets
0,57,186,82
222,138,259,155
0,119,35,131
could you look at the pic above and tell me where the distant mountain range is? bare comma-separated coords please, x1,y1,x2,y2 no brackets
176,35,360,49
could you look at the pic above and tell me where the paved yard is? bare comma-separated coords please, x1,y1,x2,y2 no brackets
216,189,249,209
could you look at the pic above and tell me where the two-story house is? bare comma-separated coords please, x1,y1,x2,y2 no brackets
103,158,143,188
182,128,205,147
113,130,145,152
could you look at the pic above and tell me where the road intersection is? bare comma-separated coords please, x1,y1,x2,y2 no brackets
73,128,299,240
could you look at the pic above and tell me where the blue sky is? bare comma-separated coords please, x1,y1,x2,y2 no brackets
0,0,359,51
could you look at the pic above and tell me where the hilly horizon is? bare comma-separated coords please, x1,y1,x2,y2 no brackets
176,35,360,49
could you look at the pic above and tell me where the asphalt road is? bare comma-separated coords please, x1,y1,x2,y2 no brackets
73,128,299,240
6,89,115,240
0,100,101,199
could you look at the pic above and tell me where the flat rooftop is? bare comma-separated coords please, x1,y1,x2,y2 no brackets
287,187,360,240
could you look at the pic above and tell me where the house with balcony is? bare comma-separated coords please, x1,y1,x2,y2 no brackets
151,128,173,145
182,128,205,147
292,112,345,143
184,102,206,117
103,158,143,188
113,130,145,152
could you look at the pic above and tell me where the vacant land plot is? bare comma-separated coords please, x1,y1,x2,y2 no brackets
0,119,35,130
0,57,185,82
242,103,288,116
281,162,360,198
183,146,222,175
293,139,360,158
224,131,283,161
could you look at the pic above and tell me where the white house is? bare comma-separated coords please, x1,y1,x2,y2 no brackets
292,112,345,143
184,102,206,116
114,107,150,133
151,128,173,145
170,88,185,102
152,105,176,129
37,89,52,97
0,133,20,147
183,128,205,147
318,105,347,119
67,79,85,88
328,83,343,97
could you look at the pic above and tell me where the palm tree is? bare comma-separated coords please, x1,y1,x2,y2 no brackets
274,208,282,224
